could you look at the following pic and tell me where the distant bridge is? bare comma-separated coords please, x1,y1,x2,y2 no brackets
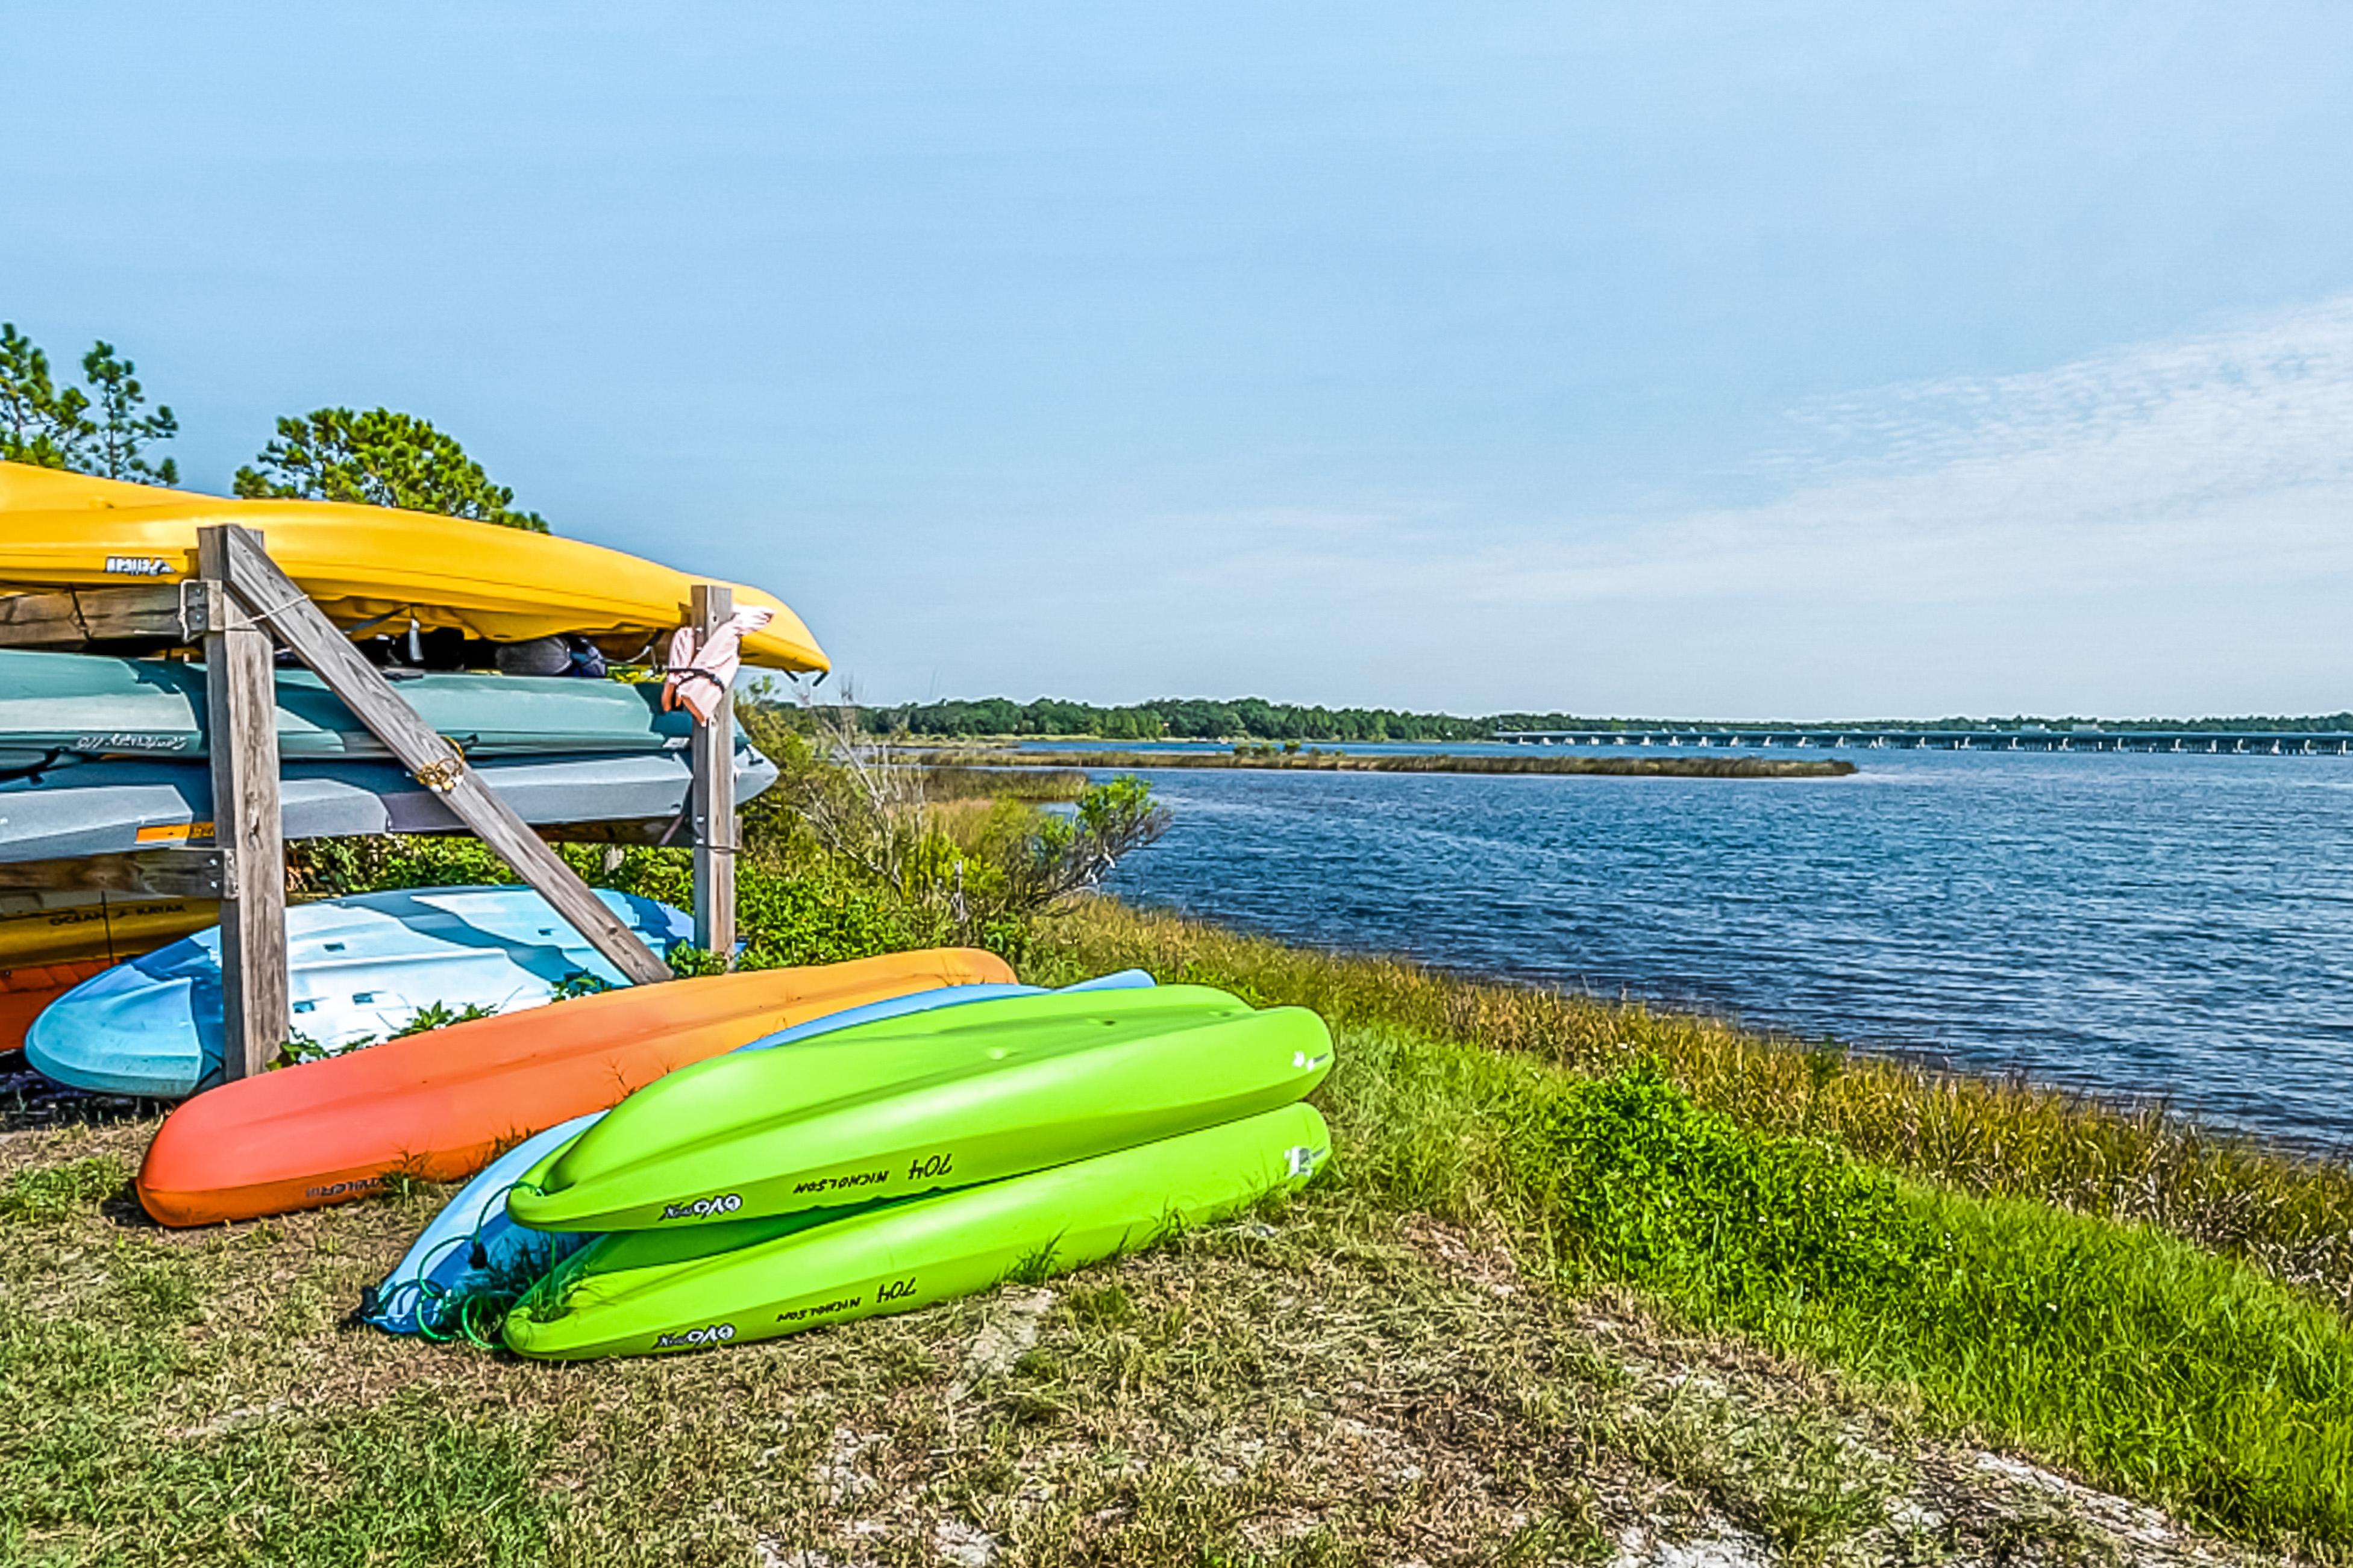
1492,727,2353,755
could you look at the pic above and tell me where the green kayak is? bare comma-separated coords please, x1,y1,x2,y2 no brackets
503,985,1334,1234
503,1102,1329,1359
0,649,686,763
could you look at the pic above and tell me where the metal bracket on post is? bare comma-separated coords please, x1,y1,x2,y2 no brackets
197,527,288,1081
206,525,672,987
689,583,737,967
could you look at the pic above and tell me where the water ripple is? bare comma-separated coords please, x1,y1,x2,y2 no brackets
1100,751,2353,1149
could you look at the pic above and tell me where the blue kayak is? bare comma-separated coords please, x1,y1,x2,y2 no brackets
25,886,695,1098
363,969,1156,1338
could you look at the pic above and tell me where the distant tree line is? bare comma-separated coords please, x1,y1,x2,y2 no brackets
2,316,546,530
846,697,1615,742
775,698,2353,742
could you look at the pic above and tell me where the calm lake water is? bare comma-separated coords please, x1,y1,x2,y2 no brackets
1072,746,2353,1150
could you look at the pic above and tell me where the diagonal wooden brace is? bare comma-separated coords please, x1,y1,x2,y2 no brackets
204,524,674,987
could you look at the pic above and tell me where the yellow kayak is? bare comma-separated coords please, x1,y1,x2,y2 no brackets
0,464,827,672
0,890,218,969
1,891,221,1052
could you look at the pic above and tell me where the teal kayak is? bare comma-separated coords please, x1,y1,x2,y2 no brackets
503,1102,1330,1359
0,649,687,764
503,985,1334,1232
27,885,695,1097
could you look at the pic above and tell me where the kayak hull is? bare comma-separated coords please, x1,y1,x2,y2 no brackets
503,1102,1330,1360
0,891,219,969
29,886,697,1098
0,649,691,761
506,986,1334,1233
0,463,826,672
1,959,102,1055
0,747,777,864
363,970,1159,1337
136,947,1017,1226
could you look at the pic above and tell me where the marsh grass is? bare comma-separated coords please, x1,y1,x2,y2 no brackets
1032,896,2353,1312
914,764,1090,803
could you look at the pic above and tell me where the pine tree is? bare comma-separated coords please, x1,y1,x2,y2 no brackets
80,341,180,485
234,408,549,531
0,322,94,469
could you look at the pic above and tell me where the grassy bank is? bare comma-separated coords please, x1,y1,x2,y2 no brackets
1026,899,2353,1552
903,746,1858,779
1036,898,2353,1313
7,1117,2289,1567
6,835,2353,1560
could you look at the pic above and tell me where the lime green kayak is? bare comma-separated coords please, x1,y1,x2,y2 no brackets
502,1102,1329,1358
504,985,1333,1233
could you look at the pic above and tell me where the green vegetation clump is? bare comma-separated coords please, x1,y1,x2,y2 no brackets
910,745,1854,779
1,1155,129,1224
233,407,550,532
3,313,548,532
914,764,1089,802
1276,1008,2353,1548
1,322,177,482
287,705,1165,972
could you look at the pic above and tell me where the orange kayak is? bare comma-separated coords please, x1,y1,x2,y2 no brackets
137,947,1014,1226
1,960,105,1055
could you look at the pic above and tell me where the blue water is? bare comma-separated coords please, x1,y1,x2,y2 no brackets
1086,749,2353,1149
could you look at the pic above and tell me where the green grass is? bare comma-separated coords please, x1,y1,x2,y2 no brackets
1336,1024,2353,1545
2,1122,2247,1567
1033,896,2353,1313
10,857,2348,1559
1030,899,2353,1554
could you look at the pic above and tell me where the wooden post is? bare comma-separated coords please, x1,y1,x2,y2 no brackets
207,525,673,987
197,528,288,1080
689,583,736,966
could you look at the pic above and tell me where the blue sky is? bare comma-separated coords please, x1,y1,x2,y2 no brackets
8,4,2352,717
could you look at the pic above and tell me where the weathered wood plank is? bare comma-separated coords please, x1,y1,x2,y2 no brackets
199,528,289,1081
689,583,737,966
0,584,195,646
213,526,674,986
0,851,225,897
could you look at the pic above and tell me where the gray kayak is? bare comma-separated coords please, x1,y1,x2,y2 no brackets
0,650,690,765
0,747,777,864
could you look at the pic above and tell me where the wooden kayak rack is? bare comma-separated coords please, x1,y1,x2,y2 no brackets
7,524,741,1079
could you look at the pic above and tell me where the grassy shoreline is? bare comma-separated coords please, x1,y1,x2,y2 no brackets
1027,898,2353,1552
5,870,2352,1561
1035,898,2353,1313
901,746,1858,779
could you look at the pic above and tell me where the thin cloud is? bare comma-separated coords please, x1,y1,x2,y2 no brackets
910,296,2353,711
1356,294,2353,609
